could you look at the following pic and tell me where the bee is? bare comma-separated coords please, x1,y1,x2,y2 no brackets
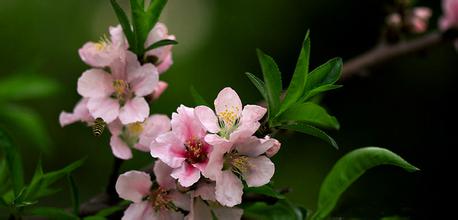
92,118,106,136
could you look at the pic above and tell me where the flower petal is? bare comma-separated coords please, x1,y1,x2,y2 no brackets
204,134,230,146
195,106,220,133
243,156,275,187
169,191,191,211
240,104,266,124
235,136,276,157
202,142,230,181
77,69,114,98
153,160,175,190
119,97,149,124
215,170,243,207
78,43,114,68
128,63,159,97
171,163,201,187
110,134,133,160
194,182,216,201
229,122,260,143
214,87,242,126
152,81,168,100
122,202,156,220
157,53,173,74
59,98,93,127
150,132,187,168
136,114,171,151
172,105,206,142
213,206,244,220
87,97,120,123
186,197,212,220
116,171,152,202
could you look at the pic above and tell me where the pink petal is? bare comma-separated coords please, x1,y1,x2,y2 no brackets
77,69,114,98
122,202,156,220
215,170,243,207
152,81,168,100
108,119,123,136
265,137,281,158
171,105,206,142
78,43,114,68
214,87,242,125
128,63,159,97
150,132,186,168
186,197,213,220
202,142,230,181
195,106,220,133
243,156,275,187
171,163,201,187
194,182,216,201
240,105,266,124
110,135,133,160
235,136,276,157
144,23,174,63
229,122,260,143
87,97,120,123
59,98,93,127
119,97,149,124
168,190,191,211
213,207,244,220
109,25,128,50
115,171,152,202
157,53,173,74
153,160,175,190
204,134,230,146
136,114,171,152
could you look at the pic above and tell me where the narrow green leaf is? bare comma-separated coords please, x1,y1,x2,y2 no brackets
277,102,339,130
145,39,178,52
256,49,282,119
110,0,135,50
0,74,59,101
67,174,79,216
42,158,85,188
190,86,209,106
245,185,286,200
0,128,24,196
28,207,79,220
0,105,52,154
281,122,338,149
302,84,342,102
245,72,267,100
311,147,419,220
243,200,305,220
300,58,342,103
279,31,311,116
21,159,44,201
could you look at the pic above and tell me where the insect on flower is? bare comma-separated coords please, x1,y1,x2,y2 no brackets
92,117,106,136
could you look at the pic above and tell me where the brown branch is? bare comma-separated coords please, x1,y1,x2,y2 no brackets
77,29,457,217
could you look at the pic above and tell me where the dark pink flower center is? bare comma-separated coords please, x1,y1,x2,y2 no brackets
184,138,209,164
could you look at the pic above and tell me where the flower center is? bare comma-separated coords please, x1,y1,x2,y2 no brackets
127,122,144,137
185,138,208,164
224,151,249,176
95,35,110,51
112,80,131,105
148,187,176,212
218,106,239,127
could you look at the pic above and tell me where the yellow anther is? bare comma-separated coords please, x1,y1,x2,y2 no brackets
231,155,249,175
127,122,144,136
113,80,128,96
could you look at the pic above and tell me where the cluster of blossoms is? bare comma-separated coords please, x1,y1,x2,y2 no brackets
60,22,281,219
440,0,458,48
386,7,432,34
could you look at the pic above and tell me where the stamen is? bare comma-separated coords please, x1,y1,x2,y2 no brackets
94,34,111,51
148,187,177,212
218,106,239,127
185,138,207,164
231,155,249,175
127,122,144,136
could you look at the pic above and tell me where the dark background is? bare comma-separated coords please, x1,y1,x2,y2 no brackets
1,0,457,219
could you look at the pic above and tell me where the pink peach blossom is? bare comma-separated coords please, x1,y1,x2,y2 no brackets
77,51,158,124
195,87,267,146
144,22,176,74
203,136,277,207
116,161,190,220
79,25,128,68
108,115,170,160
150,105,212,187
440,0,458,30
408,7,432,33
186,181,243,220
59,98,94,127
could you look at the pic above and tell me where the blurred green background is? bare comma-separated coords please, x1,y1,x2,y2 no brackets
1,0,457,218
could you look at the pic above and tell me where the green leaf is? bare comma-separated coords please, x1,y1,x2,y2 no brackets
28,207,79,220
256,49,282,119
245,72,267,101
277,102,339,130
190,86,209,106
23,158,85,201
110,0,135,50
145,39,178,52
301,84,342,102
84,217,107,220
67,174,79,216
279,31,311,116
0,128,24,196
300,58,342,102
0,104,52,154
281,122,338,149
130,0,167,55
95,200,130,217
311,147,419,220
0,74,59,101
245,185,286,200
0,159,9,194
243,200,306,220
